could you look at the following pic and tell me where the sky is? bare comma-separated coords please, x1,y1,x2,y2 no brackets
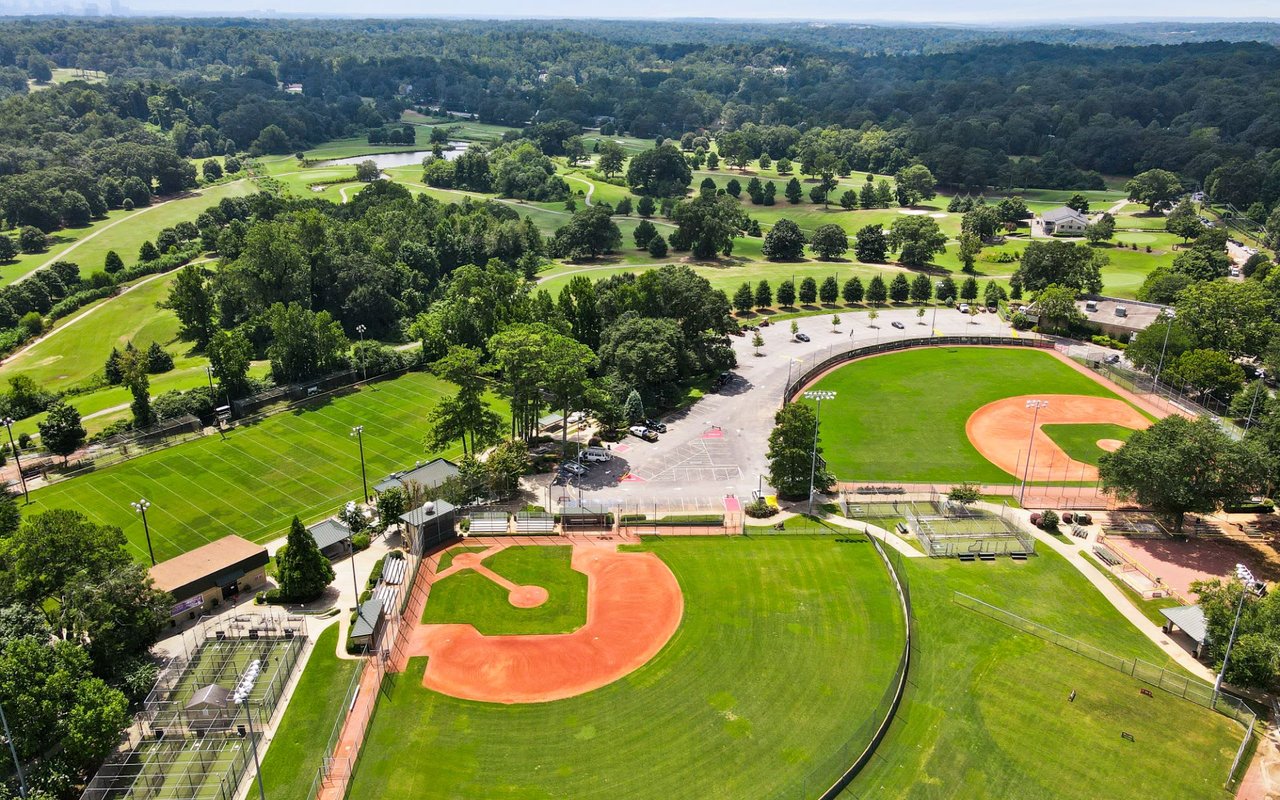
116,0,1279,23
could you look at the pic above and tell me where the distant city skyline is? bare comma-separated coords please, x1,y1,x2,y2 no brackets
2,0,1278,23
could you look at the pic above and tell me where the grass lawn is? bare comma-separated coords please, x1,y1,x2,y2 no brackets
807,347,1145,483
422,545,588,635
436,545,489,572
399,112,519,142
1042,423,1138,467
349,536,905,800
259,624,359,800
27,371,504,562
847,548,1239,799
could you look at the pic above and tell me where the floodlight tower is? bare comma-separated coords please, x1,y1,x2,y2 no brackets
803,390,836,516
1019,400,1049,504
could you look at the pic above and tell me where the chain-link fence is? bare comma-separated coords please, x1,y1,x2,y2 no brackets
952,591,1257,784
1065,351,1241,434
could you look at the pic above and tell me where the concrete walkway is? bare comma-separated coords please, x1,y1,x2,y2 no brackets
976,501,1214,681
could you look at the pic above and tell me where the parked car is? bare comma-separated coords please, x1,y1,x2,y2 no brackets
1103,354,1121,364
644,419,668,433
958,303,970,313
561,461,587,476
795,332,811,342
629,425,659,442
580,447,612,462
891,321,905,329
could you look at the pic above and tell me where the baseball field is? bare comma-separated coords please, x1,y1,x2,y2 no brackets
805,347,1155,484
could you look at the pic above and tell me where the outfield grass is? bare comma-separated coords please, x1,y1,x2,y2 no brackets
349,536,905,800
259,624,359,800
28,371,503,562
1042,423,1138,467
846,548,1239,799
422,545,589,635
808,347,1145,483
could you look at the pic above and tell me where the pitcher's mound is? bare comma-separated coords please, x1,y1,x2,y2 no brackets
508,585,549,608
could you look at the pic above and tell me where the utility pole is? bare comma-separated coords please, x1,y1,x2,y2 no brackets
2,417,28,503
1214,564,1257,705
131,498,155,566
351,425,369,502
803,390,836,516
1152,309,1176,394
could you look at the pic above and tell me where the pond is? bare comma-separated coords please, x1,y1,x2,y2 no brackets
319,142,472,169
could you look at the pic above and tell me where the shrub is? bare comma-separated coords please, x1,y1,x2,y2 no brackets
744,499,778,518
1039,509,1059,530
351,532,371,551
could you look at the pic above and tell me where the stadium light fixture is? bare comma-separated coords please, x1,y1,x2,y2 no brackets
1018,400,1049,504
1,417,28,504
1214,563,1258,704
131,498,155,566
803,390,836,516
351,426,369,502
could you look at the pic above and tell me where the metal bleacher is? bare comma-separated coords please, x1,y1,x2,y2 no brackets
468,512,510,534
514,512,556,534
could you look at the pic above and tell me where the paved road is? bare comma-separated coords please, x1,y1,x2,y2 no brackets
554,305,1018,511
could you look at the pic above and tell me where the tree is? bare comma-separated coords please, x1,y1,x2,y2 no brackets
762,219,806,261
1099,415,1262,531
777,279,796,307
889,273,910,303
1175,280,1275,359
37,400,85,462
615,196,632,216
888,216,947,267
623,389,645,424
145,341,173,373
633,219,658,249
1165,349,1244,401
647,234,668,258
909,272,933,303
252,124,291,155
1165,199,1203,242
201,159,223,182
959,276,979,302
597,141,625,178
637,195,656,218
957,232,981,272
208,328,254,399
276,516,335,602
752,331,765,355
754,280,773,309
550,206,622,260
1030,284,1082,333
842,277,864,304
725,179,742,198
18,226,46,253
118,345,153,427
937,276,957,303
776,157,792,175
0,236,15,263
948,482,981,505
1065,194,1091,213
996,196,1029,223
626,144,693,197
767,402,834,498
798,277,818,305
810,225,848,260
790,320,800,339
104,250,124,273
164,263,214,349
893,164,936,205
733,282,755,314
699,177,717,198
868,308,879,327
356,159,381,182
819,276,839,304
427,345,502,455
763,181,777,206
854,224,888,263
1083,213,1116,244
138,240,159,262
961,205,1001,241
1014,240,1106,293
785,178,803,204
266,302,349,383
866,274,888,306
26,53,52,82
1125,169,1182,212
839,190,858,210
983,280,1005,307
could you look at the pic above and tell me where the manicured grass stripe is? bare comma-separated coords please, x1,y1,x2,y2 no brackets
808,347,1144,483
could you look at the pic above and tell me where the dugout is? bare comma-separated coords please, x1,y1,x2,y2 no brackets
558,501,611,531
374,458,459,496
1159,605,1209,659
307,517,354,560
150,535,269,625
350,596,386,651
400,500,457,555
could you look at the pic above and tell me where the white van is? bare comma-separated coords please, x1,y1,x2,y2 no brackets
580,447,612,463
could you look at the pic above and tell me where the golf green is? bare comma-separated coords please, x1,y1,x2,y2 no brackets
807,347,1141,483
348,536,906,800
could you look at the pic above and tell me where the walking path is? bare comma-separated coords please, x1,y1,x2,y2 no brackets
563,174,596,206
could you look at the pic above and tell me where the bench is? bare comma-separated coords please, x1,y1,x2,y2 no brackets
1010,552,1029,561
1092,545,1122,566
958,553,977,562
979,553,997,562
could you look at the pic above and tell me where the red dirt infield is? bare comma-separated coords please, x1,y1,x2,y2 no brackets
403,542,683,704
966,394,1151,482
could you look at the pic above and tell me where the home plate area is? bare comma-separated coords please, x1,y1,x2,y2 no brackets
629,439,742,484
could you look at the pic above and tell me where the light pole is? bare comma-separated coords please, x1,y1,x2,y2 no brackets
355,324,367,383
351,426,369,502
2,417,28,503
238,699,267,800
803,390,836,516
0,702,27,798
131,498,155,566
1152,308,1176,393
1019,400,1049,504
1214,563,1257,705
346,530,361,604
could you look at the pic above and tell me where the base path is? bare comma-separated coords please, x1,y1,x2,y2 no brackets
966,394,1151,482
403,542,683,704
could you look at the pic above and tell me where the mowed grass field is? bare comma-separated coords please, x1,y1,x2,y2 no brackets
27,371,501,562
422,545,589,635
349,536,906,800
259,624,359,800
845,548,1240,800
807,347,1147,483
1042,422,1138,467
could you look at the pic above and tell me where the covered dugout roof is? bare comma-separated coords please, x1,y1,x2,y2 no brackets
308,518,352,551
400,499,455,528
351,597,385,640
374,458,459,494
150,535,269,601
1160,604,1208,644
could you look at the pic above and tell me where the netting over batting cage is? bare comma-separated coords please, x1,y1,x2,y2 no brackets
905,497,1035,558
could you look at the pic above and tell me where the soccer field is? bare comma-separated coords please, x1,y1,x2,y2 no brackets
348,536,906,800
28,371,502,562
806,347,1147,483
